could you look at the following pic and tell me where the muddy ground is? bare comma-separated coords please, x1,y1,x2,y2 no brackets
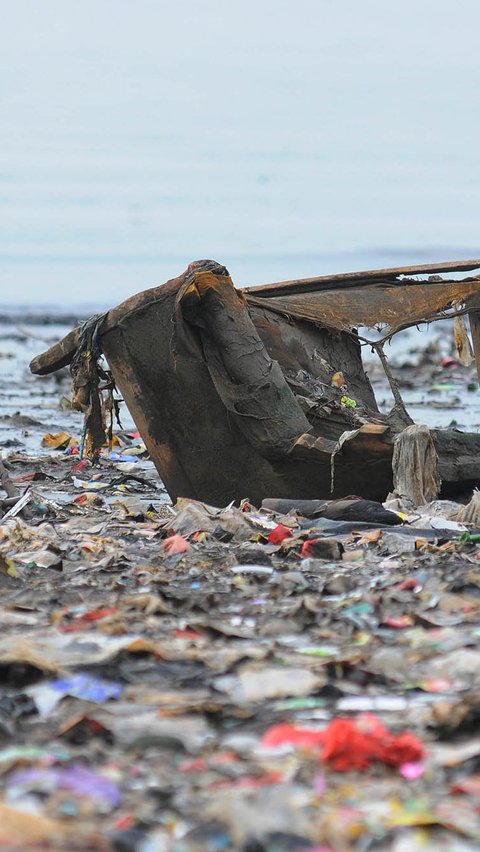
0,318,480,851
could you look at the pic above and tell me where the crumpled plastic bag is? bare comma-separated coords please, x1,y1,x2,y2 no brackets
262,713,425,771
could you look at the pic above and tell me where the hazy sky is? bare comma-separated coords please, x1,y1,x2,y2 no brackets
1,1,479,306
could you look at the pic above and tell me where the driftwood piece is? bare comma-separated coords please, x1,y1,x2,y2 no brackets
389,425,441,505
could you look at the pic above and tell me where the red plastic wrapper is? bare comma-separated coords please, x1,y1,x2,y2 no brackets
382,615,414,629
71,459,90,473
163,534,191,555
60,607,119,633
442,356,457,368
300,538,331,558
262,714,425,771
395,577,421,592
262,722,326,750
114,815,135,832
267,524,294,545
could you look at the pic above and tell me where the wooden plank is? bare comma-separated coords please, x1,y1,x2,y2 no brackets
29,327,82,375
245,258,480,298
29,275,183,375
358,424,390,435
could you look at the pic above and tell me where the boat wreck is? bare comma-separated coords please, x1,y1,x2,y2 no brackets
30,258,480,505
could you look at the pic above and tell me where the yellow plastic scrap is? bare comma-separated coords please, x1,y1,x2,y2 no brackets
41,432,79,450
0,554,20,579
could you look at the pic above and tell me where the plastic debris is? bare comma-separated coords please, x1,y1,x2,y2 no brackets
7,764,121,809
163,533,191,554
29,674,124,716
267,524,294,545
262,715,425,771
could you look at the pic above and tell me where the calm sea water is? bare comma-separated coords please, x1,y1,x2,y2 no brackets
1,0,479,310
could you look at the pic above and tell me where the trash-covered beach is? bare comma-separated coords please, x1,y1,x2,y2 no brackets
2,275,480,850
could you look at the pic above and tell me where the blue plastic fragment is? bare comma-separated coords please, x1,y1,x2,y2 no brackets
49,673,124,703
109,452,140,462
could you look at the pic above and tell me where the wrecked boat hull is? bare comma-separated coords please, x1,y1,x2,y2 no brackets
30,258,480,504
98,264,393,504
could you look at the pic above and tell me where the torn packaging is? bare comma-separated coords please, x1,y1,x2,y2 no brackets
30,259,480,505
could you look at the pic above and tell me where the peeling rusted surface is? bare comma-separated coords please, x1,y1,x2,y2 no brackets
244,257,480,339
247,276,480,336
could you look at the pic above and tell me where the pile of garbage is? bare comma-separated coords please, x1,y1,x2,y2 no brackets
2,260,480,849
1,421,480,848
